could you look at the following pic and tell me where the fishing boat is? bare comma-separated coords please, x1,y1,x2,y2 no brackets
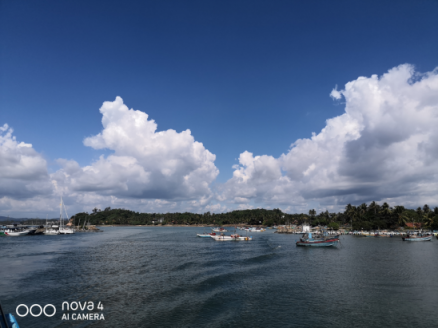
402,232,432,241
296,231,339,247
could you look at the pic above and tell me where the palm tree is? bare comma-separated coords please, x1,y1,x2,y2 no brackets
360,203,367,214
394,207,408,228
423,204,430,214
369,201,378,215
423,213,433,229
380,204,392,217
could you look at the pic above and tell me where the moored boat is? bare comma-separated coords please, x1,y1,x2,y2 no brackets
402,233,432,241
296,232,339,247
58,196,75,234
197,233,215,237
212,227,227,232
211,233,252,241
3,229,30,237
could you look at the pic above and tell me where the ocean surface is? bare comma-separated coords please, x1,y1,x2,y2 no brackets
1,227,438,327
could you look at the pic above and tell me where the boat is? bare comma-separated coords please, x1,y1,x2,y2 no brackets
231,234,252,241
212,227,227,232
197,232,216,237
402,232,432,241
296,231,339,247
3,228,30,237
211,234,233,241
58,197,75,234
248,227,265,232
44,214,60,235
44,227,60,235
211,233,252,241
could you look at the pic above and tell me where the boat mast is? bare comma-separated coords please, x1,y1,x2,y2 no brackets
60,196,63,228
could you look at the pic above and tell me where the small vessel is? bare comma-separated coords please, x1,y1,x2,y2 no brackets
197,233,215,238
402,232,432,241
231,234,252,241
212,227,227,232
43,215,59,235
296,231,339,247
3,228,30,237
211,233,252,241
248,227,266,232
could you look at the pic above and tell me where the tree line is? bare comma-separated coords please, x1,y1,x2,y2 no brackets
69,202,438,230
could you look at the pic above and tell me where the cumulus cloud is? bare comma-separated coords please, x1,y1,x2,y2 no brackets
0,124,53,200
330,85,342,100
222,64,438,210
1,98,219,216
53,97,219,201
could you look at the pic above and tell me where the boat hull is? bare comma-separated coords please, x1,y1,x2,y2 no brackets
211,235,252,241
296,238,339,247
402,236,432,241
197,234,212,237
4,230,29,237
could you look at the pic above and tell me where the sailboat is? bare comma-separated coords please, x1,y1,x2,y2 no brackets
59,196,74,234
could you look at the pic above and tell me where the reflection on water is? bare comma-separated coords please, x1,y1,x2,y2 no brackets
1,228,438,327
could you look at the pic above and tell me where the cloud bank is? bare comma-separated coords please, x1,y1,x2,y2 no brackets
222,64,438,211
1,64,437,216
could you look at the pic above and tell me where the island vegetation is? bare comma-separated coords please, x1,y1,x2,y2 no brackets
69,202,438,230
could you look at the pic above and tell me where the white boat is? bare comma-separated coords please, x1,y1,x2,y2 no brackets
4,229,30,237
212,227,227,232
211,234,252,241
248,227,266,232
43,215,60,235
211,235,233,241
58,196,75,234
197,233,215,238
43,228,59,236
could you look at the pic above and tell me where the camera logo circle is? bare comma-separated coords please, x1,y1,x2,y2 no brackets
16,304,56,317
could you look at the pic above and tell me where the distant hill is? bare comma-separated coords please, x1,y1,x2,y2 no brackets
0,216,20,221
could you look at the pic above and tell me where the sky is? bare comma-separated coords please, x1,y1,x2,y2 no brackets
1,0,438,217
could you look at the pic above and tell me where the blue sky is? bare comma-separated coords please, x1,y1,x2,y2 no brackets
1,0,438,217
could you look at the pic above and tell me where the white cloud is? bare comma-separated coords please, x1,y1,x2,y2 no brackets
222,64,438,210
53,96,219,200
0,98,219,216
2,65,438,217
0,124,53,200
330,85,342,100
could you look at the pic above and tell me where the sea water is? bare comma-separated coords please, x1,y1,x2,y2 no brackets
1,227,437,327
